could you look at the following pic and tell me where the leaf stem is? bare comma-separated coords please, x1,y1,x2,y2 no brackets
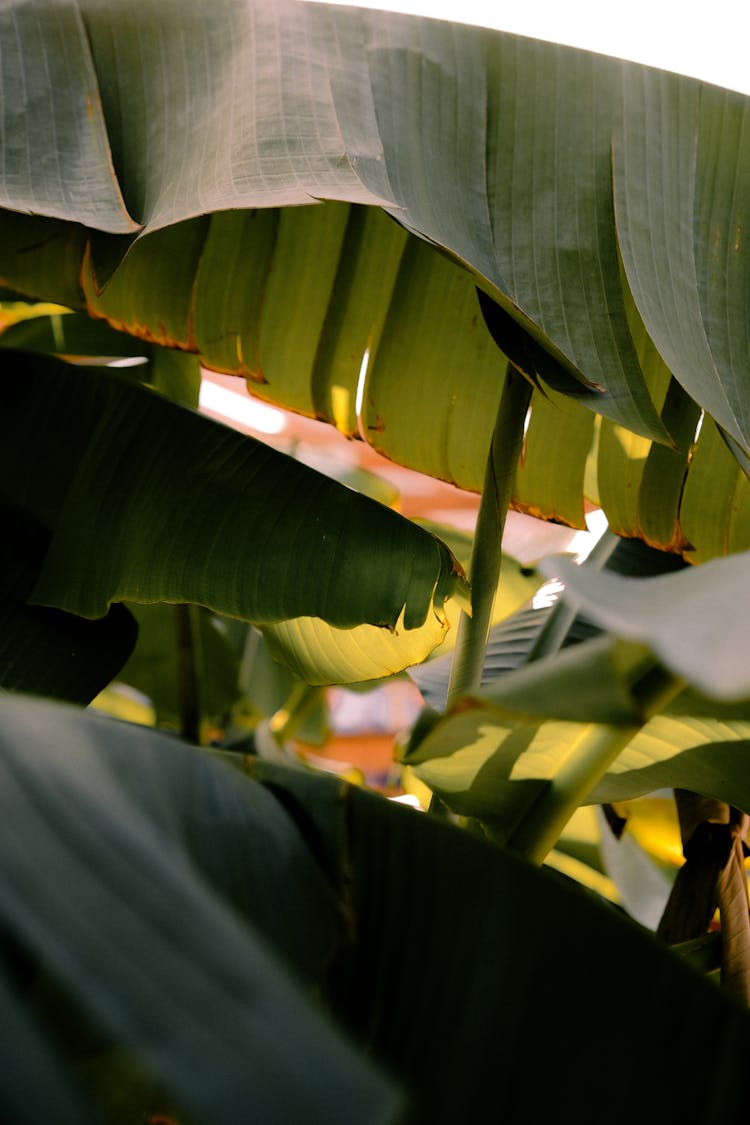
507,664,684,865
446,363,532,709
175,603,203,744
269,682,322,745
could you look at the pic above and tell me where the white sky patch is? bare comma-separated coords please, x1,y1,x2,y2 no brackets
107,356,148,368
304,0,750,97
693,410,705,444
355,347,371,420
199,380,286,435
570,508,610,562
531,509,609,608
532,577,563,611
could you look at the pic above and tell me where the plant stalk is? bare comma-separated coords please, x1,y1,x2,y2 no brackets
269,681,322,745
507,665,684,865
175,603,203,744
446,363,532,709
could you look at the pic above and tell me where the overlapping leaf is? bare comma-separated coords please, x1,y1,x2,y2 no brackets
613,73,750,456
4,0,750,558
0,501,137,703
248,758,750,1124
403,635,654,830
5,692,750,1122
0,351,467,684
591,716,750,810
408,694,750,832
408,547,750,830
0,696,398,1123
546,550,750,700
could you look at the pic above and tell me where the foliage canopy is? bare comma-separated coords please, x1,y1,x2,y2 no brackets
2,1,750,1121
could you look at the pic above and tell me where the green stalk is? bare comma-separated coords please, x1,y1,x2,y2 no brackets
175,603,203,744
446,363,532,709
507,664,684,865
269,681,322,745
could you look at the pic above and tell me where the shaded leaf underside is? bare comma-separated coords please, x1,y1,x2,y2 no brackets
1,1,749,558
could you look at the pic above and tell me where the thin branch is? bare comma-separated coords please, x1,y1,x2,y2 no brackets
507,664,684,865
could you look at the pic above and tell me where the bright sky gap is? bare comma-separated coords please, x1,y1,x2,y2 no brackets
304,0,750,97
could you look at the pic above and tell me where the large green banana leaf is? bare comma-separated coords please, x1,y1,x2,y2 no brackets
2,0,750,559
0,350,468,693
3,694,750,1124
0,696,399,1125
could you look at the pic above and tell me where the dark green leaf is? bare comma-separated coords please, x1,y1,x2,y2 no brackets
0,352,467,646
0,696,399,1124
113,604,240,730
0,501,137,703
250,759,750,1124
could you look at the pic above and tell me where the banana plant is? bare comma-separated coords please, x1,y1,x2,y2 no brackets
2,1,750,1120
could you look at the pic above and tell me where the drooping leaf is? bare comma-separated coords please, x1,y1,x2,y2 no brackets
261,604,454,686
0,501,137,703
332,13,667,439
512,388,595,528
0,352,467,655
4,2,750,556
613,73,750,455
0,696,399,1124
0,1,137,233
679,415,750,563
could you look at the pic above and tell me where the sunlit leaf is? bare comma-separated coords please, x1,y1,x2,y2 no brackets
591,715,750,812
262,603,454,686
